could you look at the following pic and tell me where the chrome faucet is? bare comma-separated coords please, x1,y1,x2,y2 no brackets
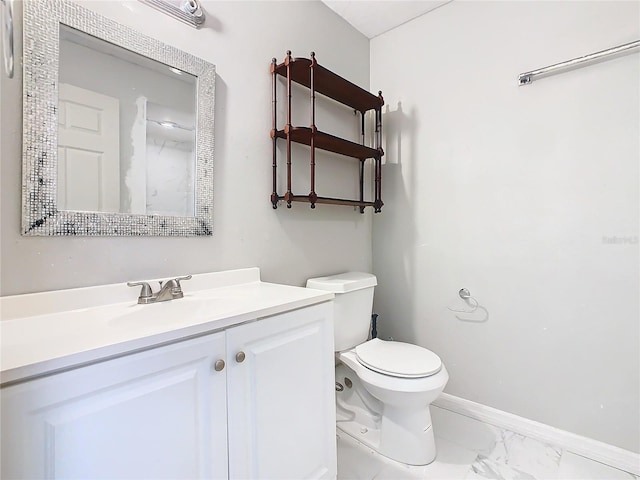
127,275,192,304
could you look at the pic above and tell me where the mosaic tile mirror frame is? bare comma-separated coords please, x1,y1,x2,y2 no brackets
22,0,215,236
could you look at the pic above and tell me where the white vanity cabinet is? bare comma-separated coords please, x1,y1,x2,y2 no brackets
2,331,229,479
1,302,336,480
227,303,336,479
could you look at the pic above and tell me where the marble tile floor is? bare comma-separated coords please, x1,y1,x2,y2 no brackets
337,405,639,480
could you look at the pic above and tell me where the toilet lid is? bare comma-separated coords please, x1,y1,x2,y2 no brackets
355,338,442,378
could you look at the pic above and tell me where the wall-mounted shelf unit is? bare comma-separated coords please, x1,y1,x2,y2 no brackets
270,51,384,213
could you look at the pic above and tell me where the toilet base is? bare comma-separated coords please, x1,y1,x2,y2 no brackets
336,410,436,466
335,363,438,466
337,429,432,480
380,404,436,465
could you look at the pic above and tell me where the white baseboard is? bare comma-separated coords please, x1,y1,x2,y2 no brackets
433,393,640,476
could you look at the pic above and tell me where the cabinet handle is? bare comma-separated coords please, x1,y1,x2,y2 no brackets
235,351,246,363
214,359,225,371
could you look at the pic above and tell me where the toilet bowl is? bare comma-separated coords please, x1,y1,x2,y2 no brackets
337,341,448,465
306,272,449,466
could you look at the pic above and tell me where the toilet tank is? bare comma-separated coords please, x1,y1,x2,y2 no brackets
306,272,377,352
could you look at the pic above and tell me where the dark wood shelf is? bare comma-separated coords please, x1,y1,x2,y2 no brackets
272,127,380,160
275,195,379,209
271,51,383,213
272,57,383,113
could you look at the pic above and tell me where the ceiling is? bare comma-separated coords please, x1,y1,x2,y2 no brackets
322,1,452,39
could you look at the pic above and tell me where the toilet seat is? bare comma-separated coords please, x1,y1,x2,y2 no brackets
355,338,442,378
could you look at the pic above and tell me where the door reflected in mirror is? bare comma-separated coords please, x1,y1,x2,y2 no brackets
58,25,197,217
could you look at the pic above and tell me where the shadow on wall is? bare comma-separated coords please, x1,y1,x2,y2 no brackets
200,8,224,33
374,102,491,339
373,101,420,341
446,289,489,323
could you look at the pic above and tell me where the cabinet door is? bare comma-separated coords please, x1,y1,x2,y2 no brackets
227,302,337,480
1,333,228,480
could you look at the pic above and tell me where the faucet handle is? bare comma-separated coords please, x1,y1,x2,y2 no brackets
159,275,192,288
158,275,192,295
171,275,192,294
174,275,192,286
127,281,154,301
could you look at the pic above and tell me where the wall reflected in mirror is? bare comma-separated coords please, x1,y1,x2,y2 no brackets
57,25,197,217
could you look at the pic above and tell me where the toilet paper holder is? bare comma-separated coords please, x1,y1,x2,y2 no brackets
448,288,479,313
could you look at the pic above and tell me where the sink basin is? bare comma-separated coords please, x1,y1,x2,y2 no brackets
107,294,242,329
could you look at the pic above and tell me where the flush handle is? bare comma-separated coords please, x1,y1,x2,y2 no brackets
235,351,246,363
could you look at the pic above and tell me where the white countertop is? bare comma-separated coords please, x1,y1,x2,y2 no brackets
0,268,333,386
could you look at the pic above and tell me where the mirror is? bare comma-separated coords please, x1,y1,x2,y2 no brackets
22,0,215,236
58,25,198,217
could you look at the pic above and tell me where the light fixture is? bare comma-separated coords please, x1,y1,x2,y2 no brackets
138,0,205,28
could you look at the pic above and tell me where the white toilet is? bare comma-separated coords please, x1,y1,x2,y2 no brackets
307,272,449,466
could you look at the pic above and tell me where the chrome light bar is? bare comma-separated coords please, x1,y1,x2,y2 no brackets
138,0,205,28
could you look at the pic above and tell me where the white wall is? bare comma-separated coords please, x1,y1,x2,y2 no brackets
0,1,372,295
371,1,639,453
